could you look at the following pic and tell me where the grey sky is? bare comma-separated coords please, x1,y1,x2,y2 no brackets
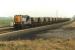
0,0,75,18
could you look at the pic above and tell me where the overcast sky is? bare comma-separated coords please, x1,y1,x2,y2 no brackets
0,0,75,18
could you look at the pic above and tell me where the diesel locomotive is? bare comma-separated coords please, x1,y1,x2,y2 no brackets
14,15,70,29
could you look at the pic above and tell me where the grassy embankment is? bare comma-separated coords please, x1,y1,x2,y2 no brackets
0,38,74,50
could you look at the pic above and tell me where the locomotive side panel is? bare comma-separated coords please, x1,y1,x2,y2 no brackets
21,15,31,29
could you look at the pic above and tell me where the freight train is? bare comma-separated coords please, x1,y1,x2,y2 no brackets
14,15,70,29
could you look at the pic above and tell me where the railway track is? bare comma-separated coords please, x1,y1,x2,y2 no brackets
0,20,72,41
0,27,14,34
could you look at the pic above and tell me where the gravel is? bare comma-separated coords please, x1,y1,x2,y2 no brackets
35,22,75,39
36,28,75,39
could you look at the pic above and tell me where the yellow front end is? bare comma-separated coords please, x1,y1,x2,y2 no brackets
14,15,22,29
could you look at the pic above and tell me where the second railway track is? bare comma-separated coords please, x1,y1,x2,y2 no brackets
0,27,14,34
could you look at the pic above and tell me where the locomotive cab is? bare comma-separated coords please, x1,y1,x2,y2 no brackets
21,15,31,28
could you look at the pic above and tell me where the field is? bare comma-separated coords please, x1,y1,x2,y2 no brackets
0,17,13,27
0,38,74,50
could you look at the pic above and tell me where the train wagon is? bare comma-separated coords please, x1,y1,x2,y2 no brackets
14,15,70,29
